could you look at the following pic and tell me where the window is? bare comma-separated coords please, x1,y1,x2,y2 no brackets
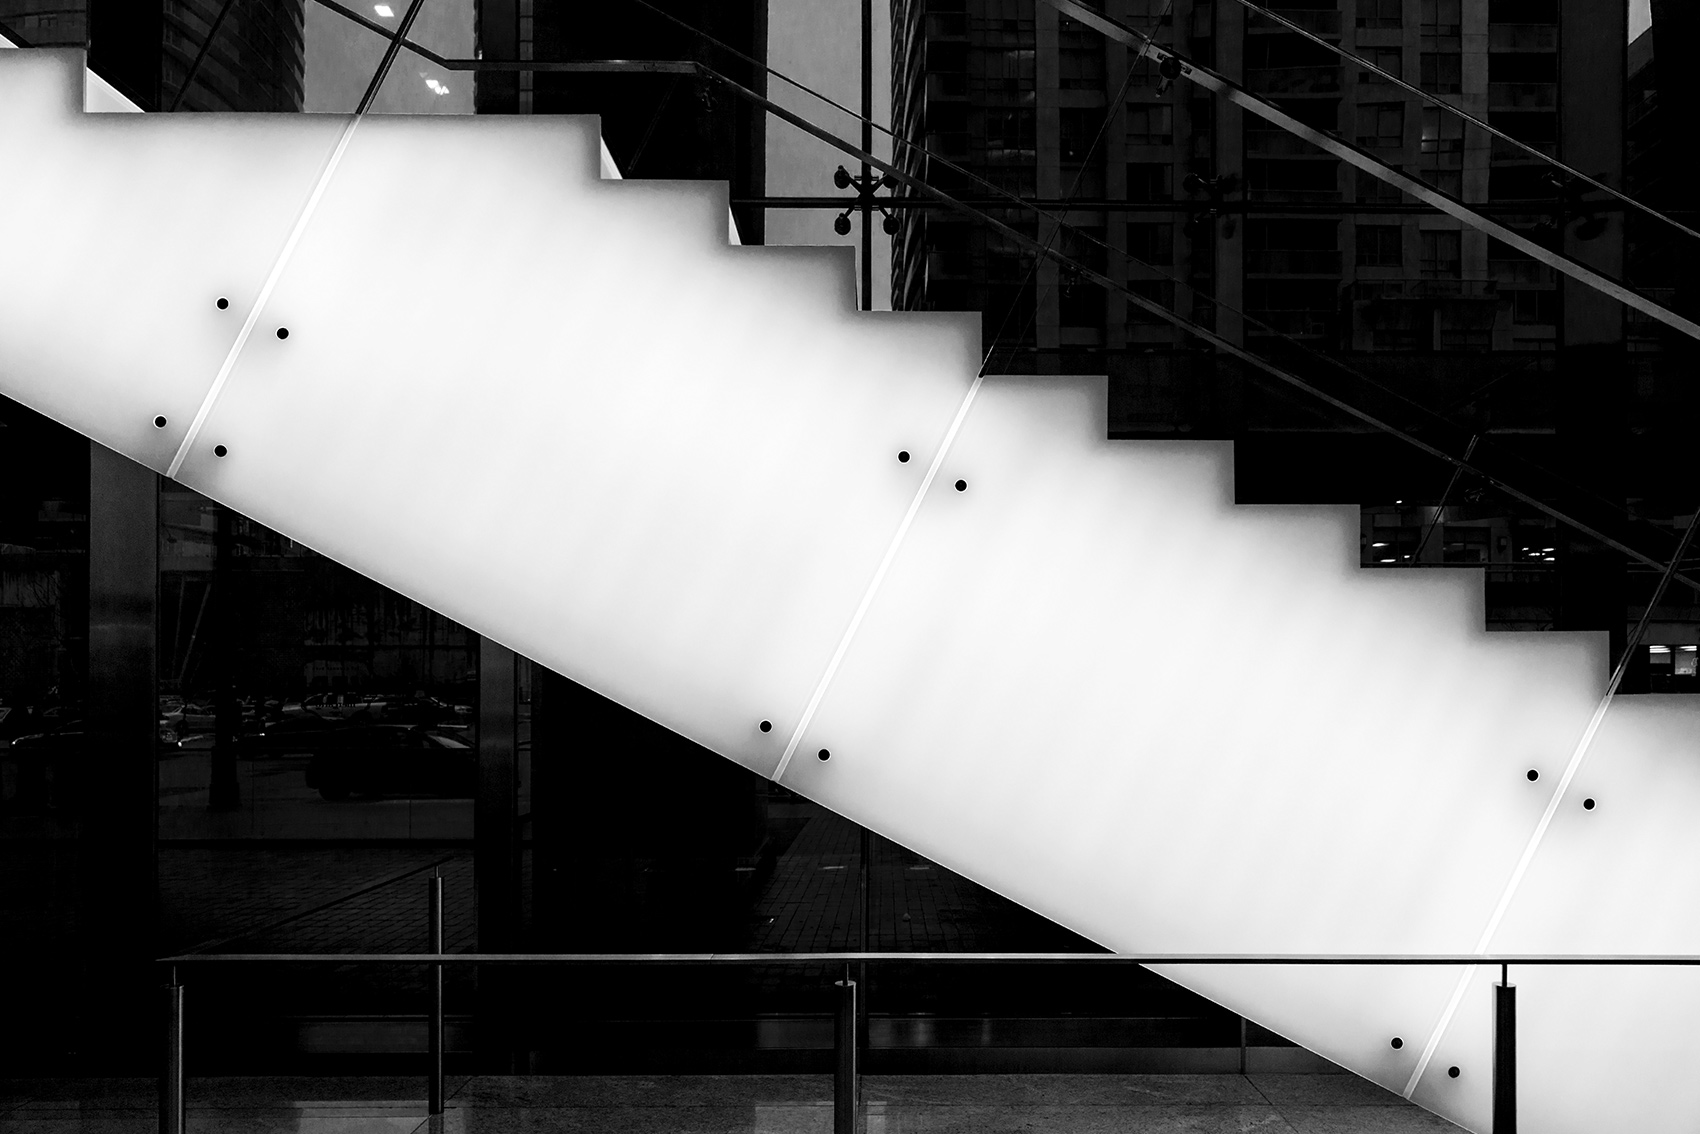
1511,289,1557,324
1488,53,1557,83
1358,47,1401,83
1357,0,1401,28
1126,222,1174,266
1420,51,1462,94
1127,162,1174,201
1420,0,1461,35
1060,107,1106,163
1442,526,1490,564
1420,230,1462,277
1356,167,1404,204
1420,107,1464,156
1490,112,1556,145
1061,225,1108,274
1059,17,1105,90
1126,103,1174,146
981,108,1035,155
1059,273,1106,328
1367,524,1419,563
1357,103,1404,148
1356,225,1403,267
1489,164,1552,201
1245,159,1339,197
1488,0,1556,23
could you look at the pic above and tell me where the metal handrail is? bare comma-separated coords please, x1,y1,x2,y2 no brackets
157,950,1700,965
155,870,1689,1134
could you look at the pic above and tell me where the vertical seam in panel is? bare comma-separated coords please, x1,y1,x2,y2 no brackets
1402,686,1619,1097
165,113,363,480
772,372,986,781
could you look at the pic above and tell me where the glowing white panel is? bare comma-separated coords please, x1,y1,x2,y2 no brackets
0,50,351,472
9,47,1700,1132
784,376,1694,1131
171,112,979,774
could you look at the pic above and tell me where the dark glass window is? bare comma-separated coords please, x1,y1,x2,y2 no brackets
1126,222,1175,266
1420,230,1462,277
1357,102,1404,147
1356,224,1403,267
1420,51,1462,94
1357,0,1401,28
1126,162,1174,201
1358,47,1402,83
1511,289,1558,324
1126,103,1174,145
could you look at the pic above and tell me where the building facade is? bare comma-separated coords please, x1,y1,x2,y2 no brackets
890,0,1700,675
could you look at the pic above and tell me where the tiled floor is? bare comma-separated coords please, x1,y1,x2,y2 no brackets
0,1074,1462,1133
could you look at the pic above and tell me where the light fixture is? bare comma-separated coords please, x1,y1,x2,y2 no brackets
1683,646,1697,653
1371,541,1388,548
1650,645,1672,654
424,77,450,96
374,3,394,15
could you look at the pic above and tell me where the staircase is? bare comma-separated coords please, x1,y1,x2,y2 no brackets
3,46,1698,1133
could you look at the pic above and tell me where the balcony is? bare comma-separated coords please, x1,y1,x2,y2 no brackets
1488,23,1558,51
1245,65,1341,95
1489,82,1557,110
1246,248,1343,275
1248,8,1343,37
1245,128,1328,158
1351,278,1497,300
1488,258,1555,286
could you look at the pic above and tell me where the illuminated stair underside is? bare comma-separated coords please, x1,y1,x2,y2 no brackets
4,48,1698,1132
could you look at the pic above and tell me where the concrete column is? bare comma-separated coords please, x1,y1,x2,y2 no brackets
80,443,158,1066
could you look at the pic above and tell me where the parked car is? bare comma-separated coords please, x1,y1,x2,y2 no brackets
304,725,474,800
238,712,344,756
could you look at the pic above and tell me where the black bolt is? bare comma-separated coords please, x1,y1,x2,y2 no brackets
898,451,910,463
216,297,229,310
759,720,772,733
1583,798,1596,810
1448,1066,1460,1078
214,445,228,458
1390,1037,1403,1049
276,327,289,340
817,749,831,761
153,415,167,428
954,479,967,492
1527,769,1539,782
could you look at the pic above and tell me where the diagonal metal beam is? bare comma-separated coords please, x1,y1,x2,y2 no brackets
1044,0,1700,343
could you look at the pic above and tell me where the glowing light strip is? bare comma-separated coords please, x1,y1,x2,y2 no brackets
165,113,362,479
773,372,986,781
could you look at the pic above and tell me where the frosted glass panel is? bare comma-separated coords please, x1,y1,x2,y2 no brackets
9,46,1700,1132
0,50,351,473
173,112,979,775
785,376,1681,1131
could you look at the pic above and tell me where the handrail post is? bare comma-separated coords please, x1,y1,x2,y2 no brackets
159,975,185,1134
834,977,857,1134
429,873,445,1116
1494,967,1515,1134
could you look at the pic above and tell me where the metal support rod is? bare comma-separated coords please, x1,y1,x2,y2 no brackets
834,978,858,1134
429,873,445,1115
857,826,870,1051
1238,1016,1248,1075
859,0,873,312
159,979,185,1134
1494,974,1516,1134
